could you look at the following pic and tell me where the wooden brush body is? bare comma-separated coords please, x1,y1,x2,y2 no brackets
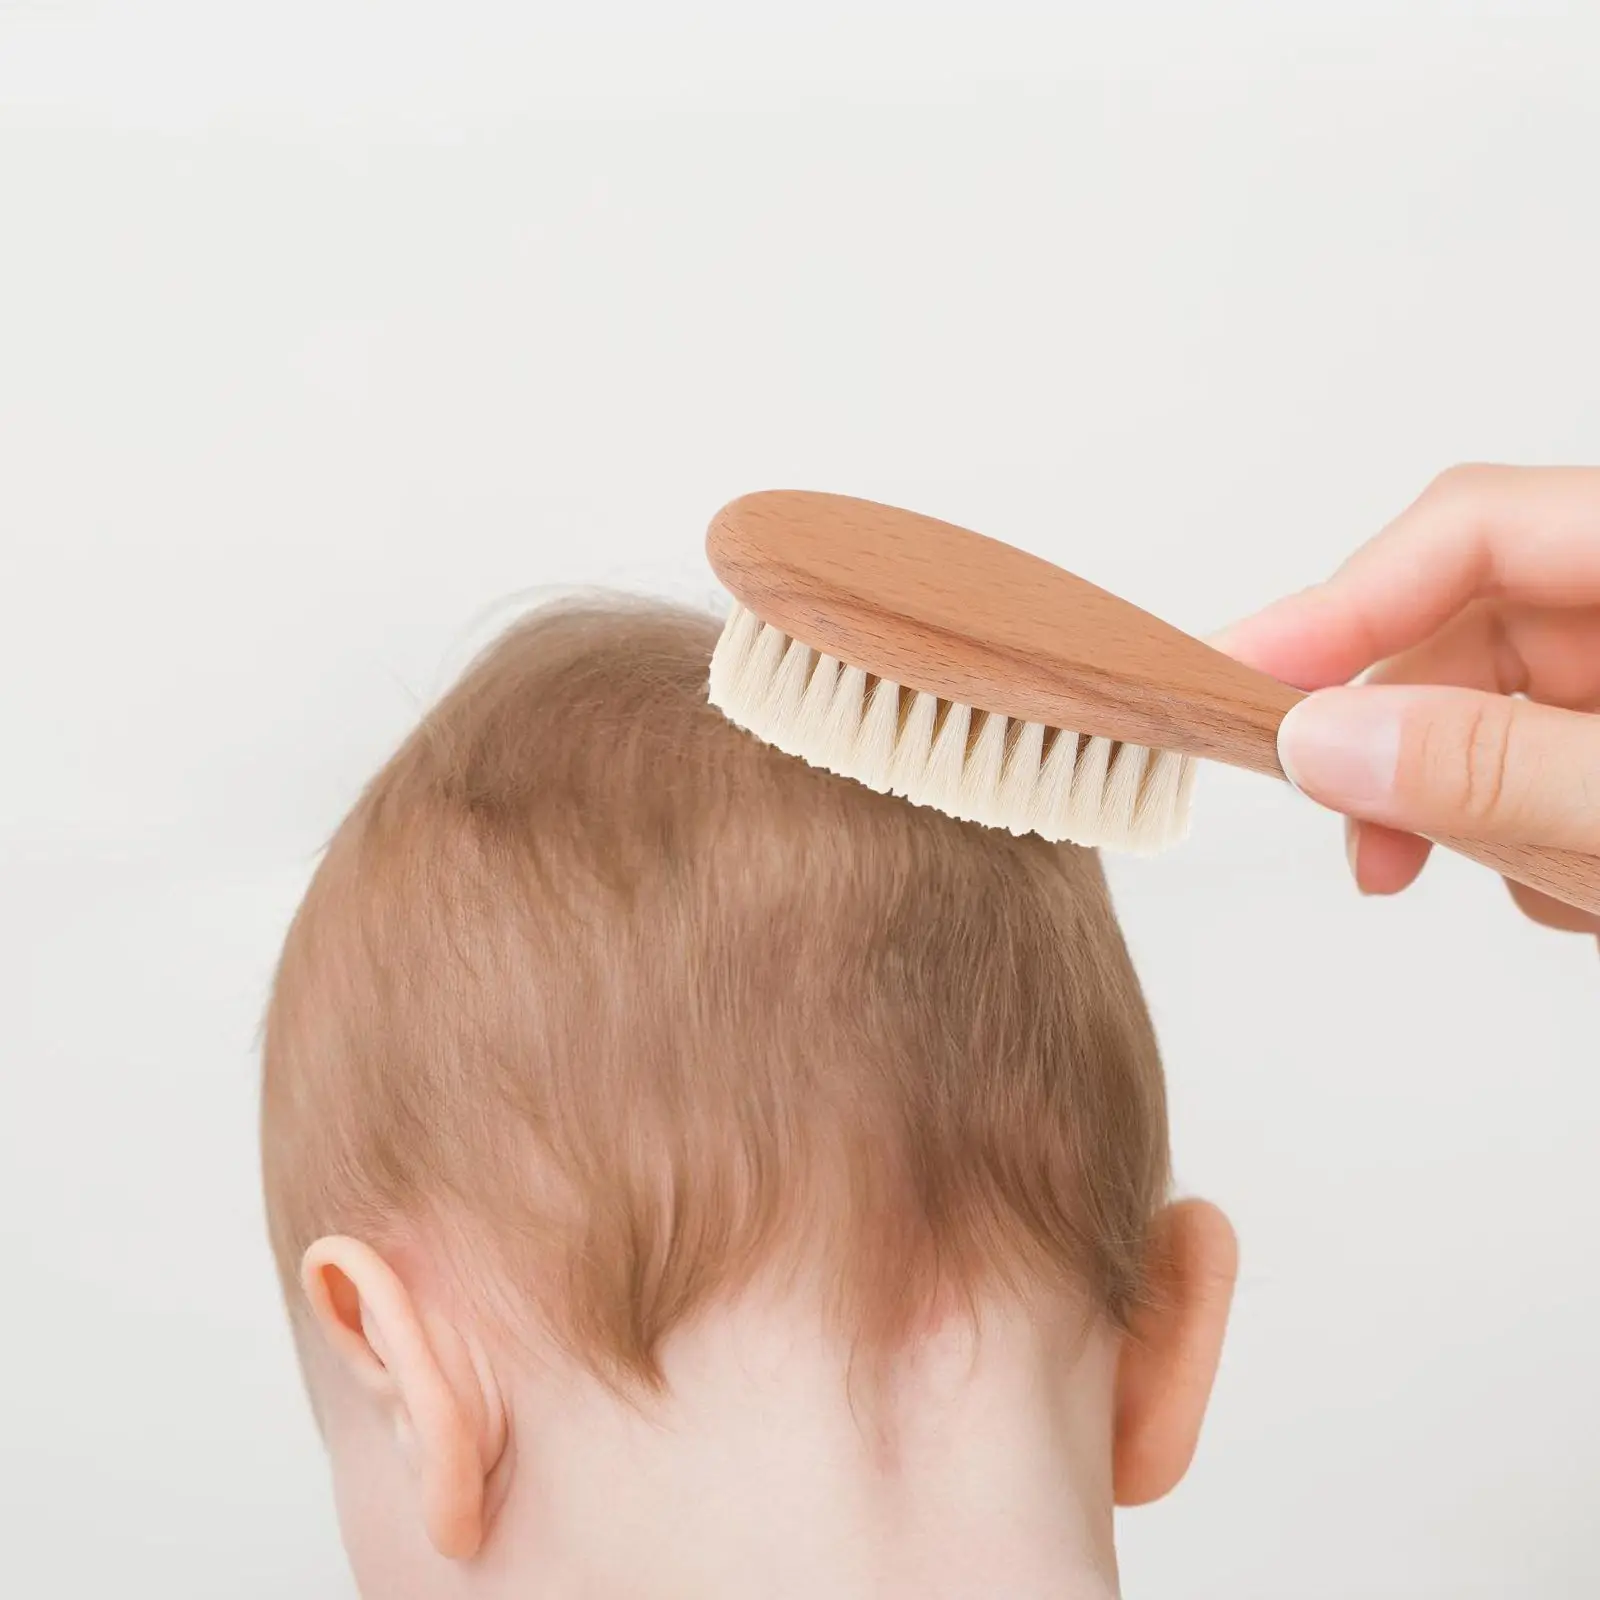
707,490,1600,913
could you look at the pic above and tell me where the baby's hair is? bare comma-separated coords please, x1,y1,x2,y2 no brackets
261,599,1170,1388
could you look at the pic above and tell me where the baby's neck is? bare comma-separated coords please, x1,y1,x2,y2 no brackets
493,1293,1124,1600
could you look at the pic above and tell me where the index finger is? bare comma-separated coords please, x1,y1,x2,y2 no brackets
1216,464,1600,689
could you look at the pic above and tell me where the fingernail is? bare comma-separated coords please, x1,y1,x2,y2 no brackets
1278,689,1402,812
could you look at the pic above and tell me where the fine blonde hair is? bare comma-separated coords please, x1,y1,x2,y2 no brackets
261,600,1169,1386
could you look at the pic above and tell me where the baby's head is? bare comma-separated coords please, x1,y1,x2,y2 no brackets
262,601,1235,1599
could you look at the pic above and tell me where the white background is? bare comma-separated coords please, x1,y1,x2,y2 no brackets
4,3,1599,1595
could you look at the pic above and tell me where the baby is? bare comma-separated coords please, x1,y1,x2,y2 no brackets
262,600,1236,1599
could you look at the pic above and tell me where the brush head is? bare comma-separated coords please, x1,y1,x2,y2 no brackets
708,601,1197,851
702,489,1300,852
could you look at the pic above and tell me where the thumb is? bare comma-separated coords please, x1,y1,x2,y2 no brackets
1277,685,1600,852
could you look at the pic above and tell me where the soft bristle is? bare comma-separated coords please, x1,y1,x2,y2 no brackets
706,603,1196,853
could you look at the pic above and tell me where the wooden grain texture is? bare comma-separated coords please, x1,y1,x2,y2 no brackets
708,489,1300,775
708,489,1600,915
1424,835,1600,914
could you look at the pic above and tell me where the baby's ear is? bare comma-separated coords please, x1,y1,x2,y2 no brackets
1111,1200,1237,1507
300,1237,496,1560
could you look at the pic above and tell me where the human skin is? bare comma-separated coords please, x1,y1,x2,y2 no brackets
296,1201,1236,1598
1215,463,1600,941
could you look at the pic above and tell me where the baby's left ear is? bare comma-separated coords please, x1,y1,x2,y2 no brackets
301,1237,500,1560
1111,1200,1238,1507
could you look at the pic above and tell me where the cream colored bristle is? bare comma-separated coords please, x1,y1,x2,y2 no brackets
852,676,900,790
956,711,1009,826
923,701,971,814
1031,729,1083,837
1132,746,1194,850
708,602,761,705
889,691,940,796
996,720,1046,832
762,638,816,752
823,665,872,778
794,653,842,746
706,603,1196,853
1098,742,1147,847
1070,735,1115,831
728,620,788,728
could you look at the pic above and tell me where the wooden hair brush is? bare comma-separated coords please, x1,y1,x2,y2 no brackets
705,488,1600,914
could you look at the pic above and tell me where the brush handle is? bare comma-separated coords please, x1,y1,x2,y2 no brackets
1426,834,1600,912
1246,682,1600,914
1062,619,1600,912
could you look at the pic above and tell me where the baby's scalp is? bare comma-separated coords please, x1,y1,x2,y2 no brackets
261,599,1170,1387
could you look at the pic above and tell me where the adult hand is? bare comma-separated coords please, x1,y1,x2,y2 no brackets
1215,464,1600,936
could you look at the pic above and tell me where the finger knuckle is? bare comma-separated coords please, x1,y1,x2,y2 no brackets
1451,697,1516,826
1425,461,1495,503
